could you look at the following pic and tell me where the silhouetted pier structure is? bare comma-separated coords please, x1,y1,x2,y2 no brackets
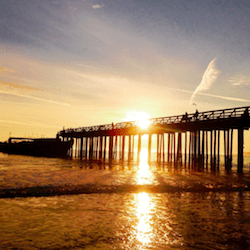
58,106,250,173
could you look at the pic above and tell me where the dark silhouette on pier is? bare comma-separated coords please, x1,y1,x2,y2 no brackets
58,106,250,173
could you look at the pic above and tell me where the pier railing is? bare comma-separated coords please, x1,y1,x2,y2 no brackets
59,106,250,136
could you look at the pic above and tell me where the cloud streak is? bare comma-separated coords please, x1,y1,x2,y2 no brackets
0,90,71,106
92,4,104,9
228,75,250,86
190,58,220,105
0,67,13,74
0,81,71,106
0,81,40,92
0,119,62,129
169,87,250,103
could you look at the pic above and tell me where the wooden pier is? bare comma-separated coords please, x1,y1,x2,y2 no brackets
58,106,250,173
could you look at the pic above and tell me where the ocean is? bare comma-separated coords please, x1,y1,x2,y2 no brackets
1,151,250,250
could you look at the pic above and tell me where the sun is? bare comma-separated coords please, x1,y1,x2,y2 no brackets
138,118,151,129
125,111,151,129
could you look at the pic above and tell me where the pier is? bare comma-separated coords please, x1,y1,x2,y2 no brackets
58,106,250,173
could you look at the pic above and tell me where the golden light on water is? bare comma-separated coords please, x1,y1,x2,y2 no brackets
134,148,155,245
136,192,154,245
136,148,152,185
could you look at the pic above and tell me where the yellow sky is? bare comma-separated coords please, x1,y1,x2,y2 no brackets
1,47,250,153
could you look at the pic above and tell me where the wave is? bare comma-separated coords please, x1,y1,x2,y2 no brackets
1,183,250,198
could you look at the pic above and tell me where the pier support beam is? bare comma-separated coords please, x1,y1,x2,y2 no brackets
157,133,160,162
148,134,152,163
210,131,213,170
114,136,118,160
80,137,83,160
176,132,182,167
173,132,176,167
205,131,208,170
122,135,125,161
217,130,220,170
230,129,233,170
212,130,217,171
75,138,78,159
201,130,205,170
185,132,187,168
138,134,141,162
132,135,135,160
90,137,94,160
128,135,132,161
188,132,192,169
103,136,107,160
99,136,103,160
162,133,165,163
167,133,170,163
109,136,114,161
85,137,88,159
238,128,244,173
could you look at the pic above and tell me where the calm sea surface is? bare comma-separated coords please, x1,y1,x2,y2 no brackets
1,151,250,250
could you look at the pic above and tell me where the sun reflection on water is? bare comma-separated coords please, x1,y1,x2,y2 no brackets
136,192,154,245
135,148,155,246
136,148,154,185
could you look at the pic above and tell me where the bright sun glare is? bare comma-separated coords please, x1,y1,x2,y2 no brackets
125,111,151,129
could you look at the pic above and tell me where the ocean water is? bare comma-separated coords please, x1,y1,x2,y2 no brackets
1,151,250,250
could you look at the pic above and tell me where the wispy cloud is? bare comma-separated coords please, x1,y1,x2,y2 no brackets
0,67,13,74
77,63,99,70
0,90,71,106
0,81,71,106
169,87,250,103
228,75,250,86
199,92,250,103
92,4,104,9
0,119,62,129
189,58,220,105
0,81,40,92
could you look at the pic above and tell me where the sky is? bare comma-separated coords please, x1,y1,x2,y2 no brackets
1,0,250,144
